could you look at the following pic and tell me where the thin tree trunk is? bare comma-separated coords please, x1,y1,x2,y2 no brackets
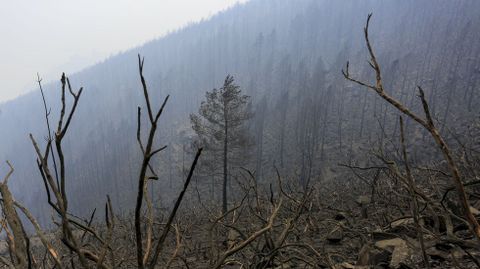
223,114,228,214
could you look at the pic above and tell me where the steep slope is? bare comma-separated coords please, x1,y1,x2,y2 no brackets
0,0,479,223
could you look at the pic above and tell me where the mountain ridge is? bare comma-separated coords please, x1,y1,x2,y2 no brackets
0,0,479,225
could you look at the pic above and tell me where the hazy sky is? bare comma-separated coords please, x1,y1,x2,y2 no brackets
0,0,247,103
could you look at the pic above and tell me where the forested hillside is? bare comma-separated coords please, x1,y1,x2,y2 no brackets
1,2,480,266
1,0,479,221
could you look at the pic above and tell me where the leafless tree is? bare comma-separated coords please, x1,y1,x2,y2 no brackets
342,13,480,240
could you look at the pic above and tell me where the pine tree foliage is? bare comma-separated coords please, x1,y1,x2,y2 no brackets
190,75,253,213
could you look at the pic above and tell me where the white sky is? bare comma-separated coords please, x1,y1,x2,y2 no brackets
0,0,248,102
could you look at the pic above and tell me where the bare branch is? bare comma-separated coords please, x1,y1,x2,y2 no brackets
212,199,283,269
343,13,480,239
2,161,14,185
148,147,203,269
14,201,62,268
138,54,154,123
149,145,167,158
